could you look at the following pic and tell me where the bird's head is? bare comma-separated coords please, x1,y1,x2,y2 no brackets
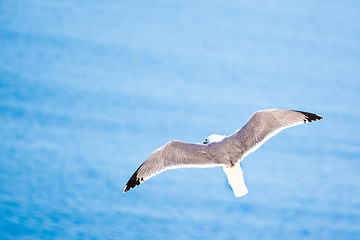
203,134,226,144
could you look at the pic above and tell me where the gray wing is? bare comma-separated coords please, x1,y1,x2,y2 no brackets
221,109,323,163
123,140,225,192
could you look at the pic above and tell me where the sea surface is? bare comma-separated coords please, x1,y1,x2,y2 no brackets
1,1,360,239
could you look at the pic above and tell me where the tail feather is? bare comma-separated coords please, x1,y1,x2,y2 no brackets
222,163,248,197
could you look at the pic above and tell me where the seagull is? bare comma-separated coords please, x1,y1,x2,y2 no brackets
123,109,323,197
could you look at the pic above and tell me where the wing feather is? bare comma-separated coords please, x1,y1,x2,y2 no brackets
123,140,224,192
223,109,323,163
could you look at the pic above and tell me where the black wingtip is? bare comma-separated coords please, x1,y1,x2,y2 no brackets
292,110,324,123
123,166,143,193
123,174,141,193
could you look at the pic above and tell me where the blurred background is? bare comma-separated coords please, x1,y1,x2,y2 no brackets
1,1,359,239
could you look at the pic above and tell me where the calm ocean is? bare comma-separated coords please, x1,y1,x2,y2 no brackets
1,1,359,239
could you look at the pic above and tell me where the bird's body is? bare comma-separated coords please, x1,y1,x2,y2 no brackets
124,109,323,197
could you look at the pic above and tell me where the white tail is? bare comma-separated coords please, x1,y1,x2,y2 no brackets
222,163,248,197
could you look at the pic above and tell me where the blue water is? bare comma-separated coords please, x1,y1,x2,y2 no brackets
1,1,360,239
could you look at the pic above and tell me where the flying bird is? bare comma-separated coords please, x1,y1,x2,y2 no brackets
124,109,323,197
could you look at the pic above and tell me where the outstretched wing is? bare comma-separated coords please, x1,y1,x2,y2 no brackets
123,140,225,192
223,109,323,163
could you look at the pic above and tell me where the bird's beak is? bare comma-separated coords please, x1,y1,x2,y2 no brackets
203,142,207,144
